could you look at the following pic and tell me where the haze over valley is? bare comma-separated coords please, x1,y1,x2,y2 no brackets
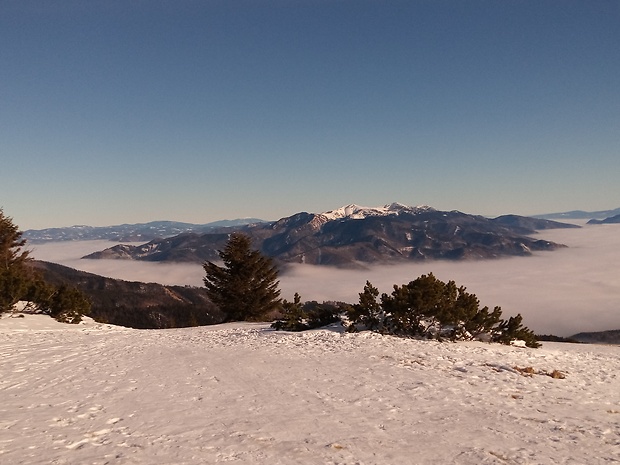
30,216,620,337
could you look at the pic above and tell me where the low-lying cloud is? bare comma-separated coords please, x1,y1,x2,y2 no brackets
30,223,620,336
30,240,206,288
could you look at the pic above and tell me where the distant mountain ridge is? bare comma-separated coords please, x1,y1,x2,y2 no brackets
23,218,266,243
320,202,434,220
587,214,620,225
569,329,620,345
534,207,620,220
83,203,578,267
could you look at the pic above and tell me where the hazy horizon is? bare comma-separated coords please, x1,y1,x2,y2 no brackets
17,203,620,232
30,221,620,337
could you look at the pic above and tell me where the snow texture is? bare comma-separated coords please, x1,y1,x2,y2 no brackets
1,314,619,464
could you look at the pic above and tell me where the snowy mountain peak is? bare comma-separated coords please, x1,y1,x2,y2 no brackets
320,203,435,221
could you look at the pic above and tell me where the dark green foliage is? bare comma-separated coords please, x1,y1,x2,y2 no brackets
347,281,383,331
272,296,343,331
204,233,281,322
271,293,306,331
0,210,91,323
348,273,540,348
304,301,342,328
19,267,92,324
463,305,503,340
379,273,461,337
45,284,91,323
0,267,31,313
0,208,32,313
493,314,541,348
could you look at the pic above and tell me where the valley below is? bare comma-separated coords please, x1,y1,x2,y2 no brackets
29,220,620,337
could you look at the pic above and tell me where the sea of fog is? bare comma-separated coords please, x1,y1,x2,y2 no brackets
30,221,620,337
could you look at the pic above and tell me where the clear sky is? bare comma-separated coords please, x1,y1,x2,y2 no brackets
1,0,619,230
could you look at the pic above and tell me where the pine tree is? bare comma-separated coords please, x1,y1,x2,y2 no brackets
271,292,306,331
382,273,450,336
493,314,541,348
1,208,92,322
348,281,383,331
203,233,281,321
364,273,539,347
463,304,503,340
0,208,32,313
46,284,92,324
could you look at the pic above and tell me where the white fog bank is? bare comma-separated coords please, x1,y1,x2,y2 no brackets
30,223,620,336
280,223,620,336
30,240,205,288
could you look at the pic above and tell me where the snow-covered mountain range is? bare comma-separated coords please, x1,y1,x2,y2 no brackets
319,202,434,220
23,218,264,243
23,204,620,244
81,203,578,266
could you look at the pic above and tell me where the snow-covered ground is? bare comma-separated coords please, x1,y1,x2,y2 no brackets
1,314,619,464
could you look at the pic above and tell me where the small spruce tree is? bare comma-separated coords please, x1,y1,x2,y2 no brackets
348,281,383,331
271,292,306,331
45,284,92,324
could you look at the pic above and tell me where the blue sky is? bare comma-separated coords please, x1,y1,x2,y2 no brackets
1,0,619,230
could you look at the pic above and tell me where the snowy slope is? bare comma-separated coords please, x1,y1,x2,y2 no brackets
1,315,619,464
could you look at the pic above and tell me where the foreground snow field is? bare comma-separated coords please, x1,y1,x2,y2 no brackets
1,315,619,464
